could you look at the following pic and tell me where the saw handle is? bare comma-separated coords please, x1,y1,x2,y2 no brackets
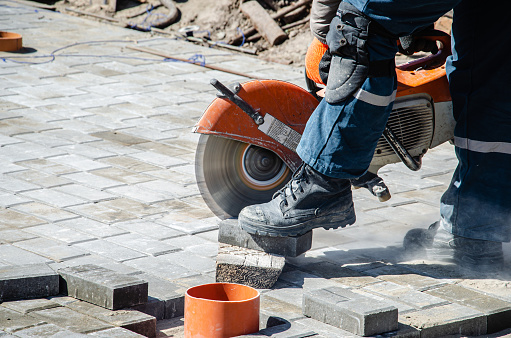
210,79,264,125
397,31,451,71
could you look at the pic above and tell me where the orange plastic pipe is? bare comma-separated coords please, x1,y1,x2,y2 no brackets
0,31,22,52
184,283,260,338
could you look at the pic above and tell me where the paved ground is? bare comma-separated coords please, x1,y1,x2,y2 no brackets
1,1,511,337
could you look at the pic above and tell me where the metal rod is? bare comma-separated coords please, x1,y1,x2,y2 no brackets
126,45,261,79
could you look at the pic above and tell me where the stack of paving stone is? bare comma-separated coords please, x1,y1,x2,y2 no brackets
0,263,179,337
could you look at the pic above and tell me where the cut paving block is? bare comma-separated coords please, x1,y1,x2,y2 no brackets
424,284,511,334
216,243,285,289
0,263,59,301
58,264,148,310
303,286,398,336
218,218,312,257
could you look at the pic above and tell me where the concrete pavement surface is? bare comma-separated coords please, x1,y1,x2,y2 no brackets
1,1,511,337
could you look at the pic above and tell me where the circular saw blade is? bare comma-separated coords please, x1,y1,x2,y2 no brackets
195,134,291,219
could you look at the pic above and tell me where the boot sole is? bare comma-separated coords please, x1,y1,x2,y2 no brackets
240,207,356,237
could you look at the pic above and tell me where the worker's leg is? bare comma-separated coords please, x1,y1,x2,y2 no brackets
440,0,511,243
406,0,511,271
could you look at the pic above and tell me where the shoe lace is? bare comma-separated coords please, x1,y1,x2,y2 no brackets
273,164,309,208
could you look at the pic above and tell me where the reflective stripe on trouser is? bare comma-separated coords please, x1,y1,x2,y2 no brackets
439,0,511,243
296,75,397,179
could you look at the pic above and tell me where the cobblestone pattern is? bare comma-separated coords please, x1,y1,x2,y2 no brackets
1,2,511,337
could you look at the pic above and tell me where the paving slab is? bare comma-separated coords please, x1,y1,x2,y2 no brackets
0,306,47,334
0,264,59,301
399,303,487,338
218,218,312,257
58,264,148,310
64,300,156,337
303,286,398,336
29,306,113,334
424,284,511,333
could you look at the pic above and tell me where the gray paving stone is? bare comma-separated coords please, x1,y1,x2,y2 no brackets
1,298,61,315
90,167,154,185
105,185,171,204
14,238,88,262
97,156,161,172
19,189,87,208
114,220,185,240
51,154,113,173
236,321,317,337
15,132,74,148
11,202,79,223
136,179,196,199
30,306,113,334
399,303,487,338
164,219,219,235
218,218,312,257
0,230,38,244
66,203,137,224
303,286,398,336
297,261,383,289
0,175,40,193
425,284,511,334
0,245,51,265
122,256,198,281
131,272,187,320
64,300,156,337
98,198,166,218
0,192,32,208
362,281,450,311
0,208,47,229
7,170,73,189
73,239,146,262
104,233,181,257
0,162,27,175
363,264,452,291
128,151,187,168
0,307,47,334
0,264,59,301
87,326,145,337
129,296,165,321
24,223,96,245
55,144,116,160
43,129,100,144
61,172,125,190
259,295,305,329
15,158,77,176
56,218,128,238
12,323,88,337
54,184,116,203
59,264,148,310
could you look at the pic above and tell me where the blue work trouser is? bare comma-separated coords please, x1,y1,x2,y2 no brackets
297,0,511,242
440,0,511,242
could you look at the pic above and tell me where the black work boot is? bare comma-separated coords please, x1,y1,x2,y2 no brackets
238,163,356,237
403,222,504,273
